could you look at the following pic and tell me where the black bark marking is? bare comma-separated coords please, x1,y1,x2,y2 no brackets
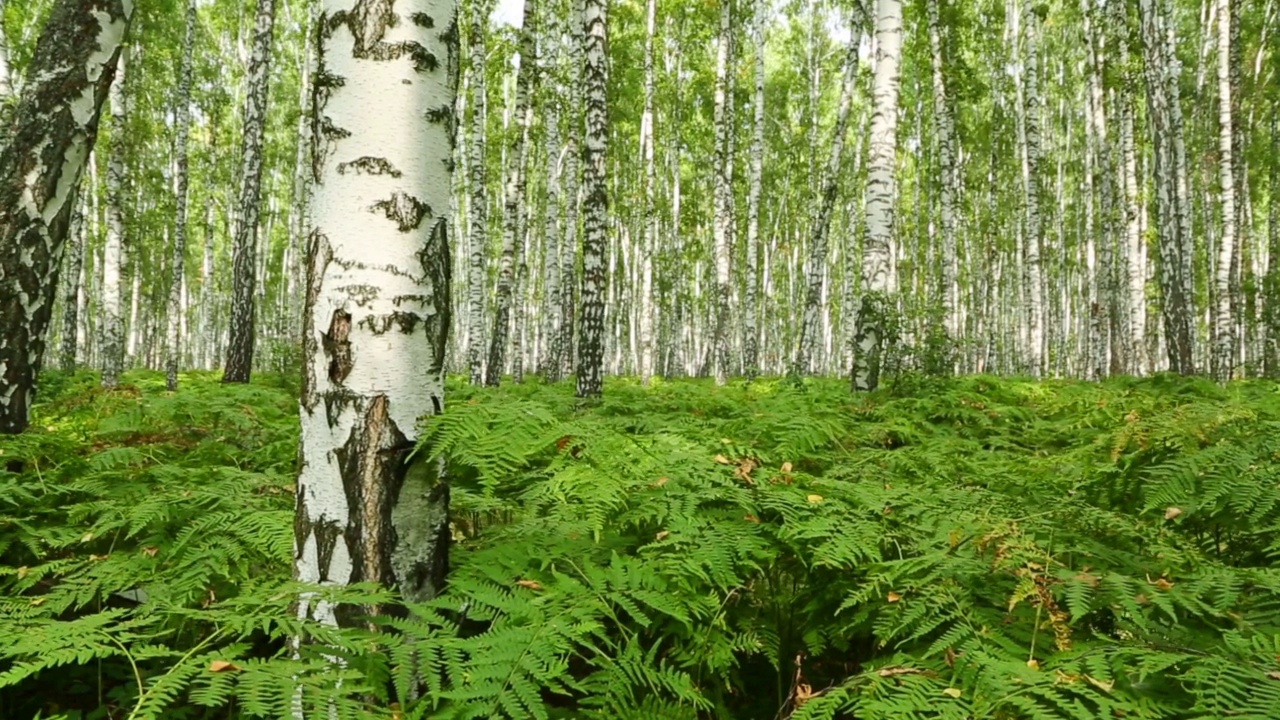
333,1,438,72
337,156,402,177
411,12,433,28
332,394,412,625
323,309,354,384
360,311,422,335
301,232,331,410
418,217,452,376
371,192,429,232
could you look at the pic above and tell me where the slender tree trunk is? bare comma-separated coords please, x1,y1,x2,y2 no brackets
0,0,132,434
1264,109,1280,377
742,0,764,381
1018,3,1046,377
1138,0,1195,373
0,0,11,101
539,14,564,380
164,0,197,391
710,0,733,386
100,50,129,389
927,0,959,348
558,0,582,382
223,0,276,384
575,0,608,398
486,0,538,386
638,0,658,385
852,0,901,392
794,15,860,377
466,0,489,385
1211,0,1236,381
296,0,457,630
59,191,88,371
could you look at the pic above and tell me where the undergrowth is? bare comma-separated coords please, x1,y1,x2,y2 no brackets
2,370,1278,718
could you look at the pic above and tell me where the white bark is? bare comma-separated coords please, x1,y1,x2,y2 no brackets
710,0,732,386
638,0,657,385
853,0,901,392
296,0,458,628
575,0,607,397
164,0,196,390
1212,0,1236,381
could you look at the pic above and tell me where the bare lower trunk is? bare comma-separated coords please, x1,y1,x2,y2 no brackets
295,0,458,635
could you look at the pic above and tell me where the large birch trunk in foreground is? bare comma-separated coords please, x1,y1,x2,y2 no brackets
223,0,277,384
295,0,457,626
852,0,901,393
0,0,132,435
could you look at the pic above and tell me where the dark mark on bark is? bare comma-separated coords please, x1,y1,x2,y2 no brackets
371,192,429,232
338,156,402,177
323,309,353,384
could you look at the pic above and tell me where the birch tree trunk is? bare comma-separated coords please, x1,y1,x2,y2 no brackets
465,0,489,385
1138,0,1195,373
742,0,764,381
638,0,658,385
1211,0,1235,381
0,0,132,435
223,0,277,383
575,0,608,398
100,51,129,389
0,0,11,102
852,0,901,392
558,1,582,382
165,0,196,391
1265,110,1280,378
710,0,733,386
927,0,959,343
794,15,859,377
485,0,537,386
295,0,458,628
538,11,563,380
1018,3,1046,378
59,192,88,371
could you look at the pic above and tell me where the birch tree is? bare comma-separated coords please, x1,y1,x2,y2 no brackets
223,0,277,383
710,0,733,385
466,0,489,385
794,13,859,377
638,0,657,385
852,0,901,392
1211,0,1236,381
575,0,608,398
486,0,538,386
927,0,958,343
295,0,458,625
1018,2,1046,377
162,0,197,391
0,0,133,435
99,50,129,388
1137,0,1195,373
742,0,764,381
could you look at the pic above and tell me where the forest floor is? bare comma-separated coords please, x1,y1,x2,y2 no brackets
2,370,1279,719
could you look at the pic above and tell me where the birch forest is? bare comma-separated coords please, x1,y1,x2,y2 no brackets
2,0,1280,717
